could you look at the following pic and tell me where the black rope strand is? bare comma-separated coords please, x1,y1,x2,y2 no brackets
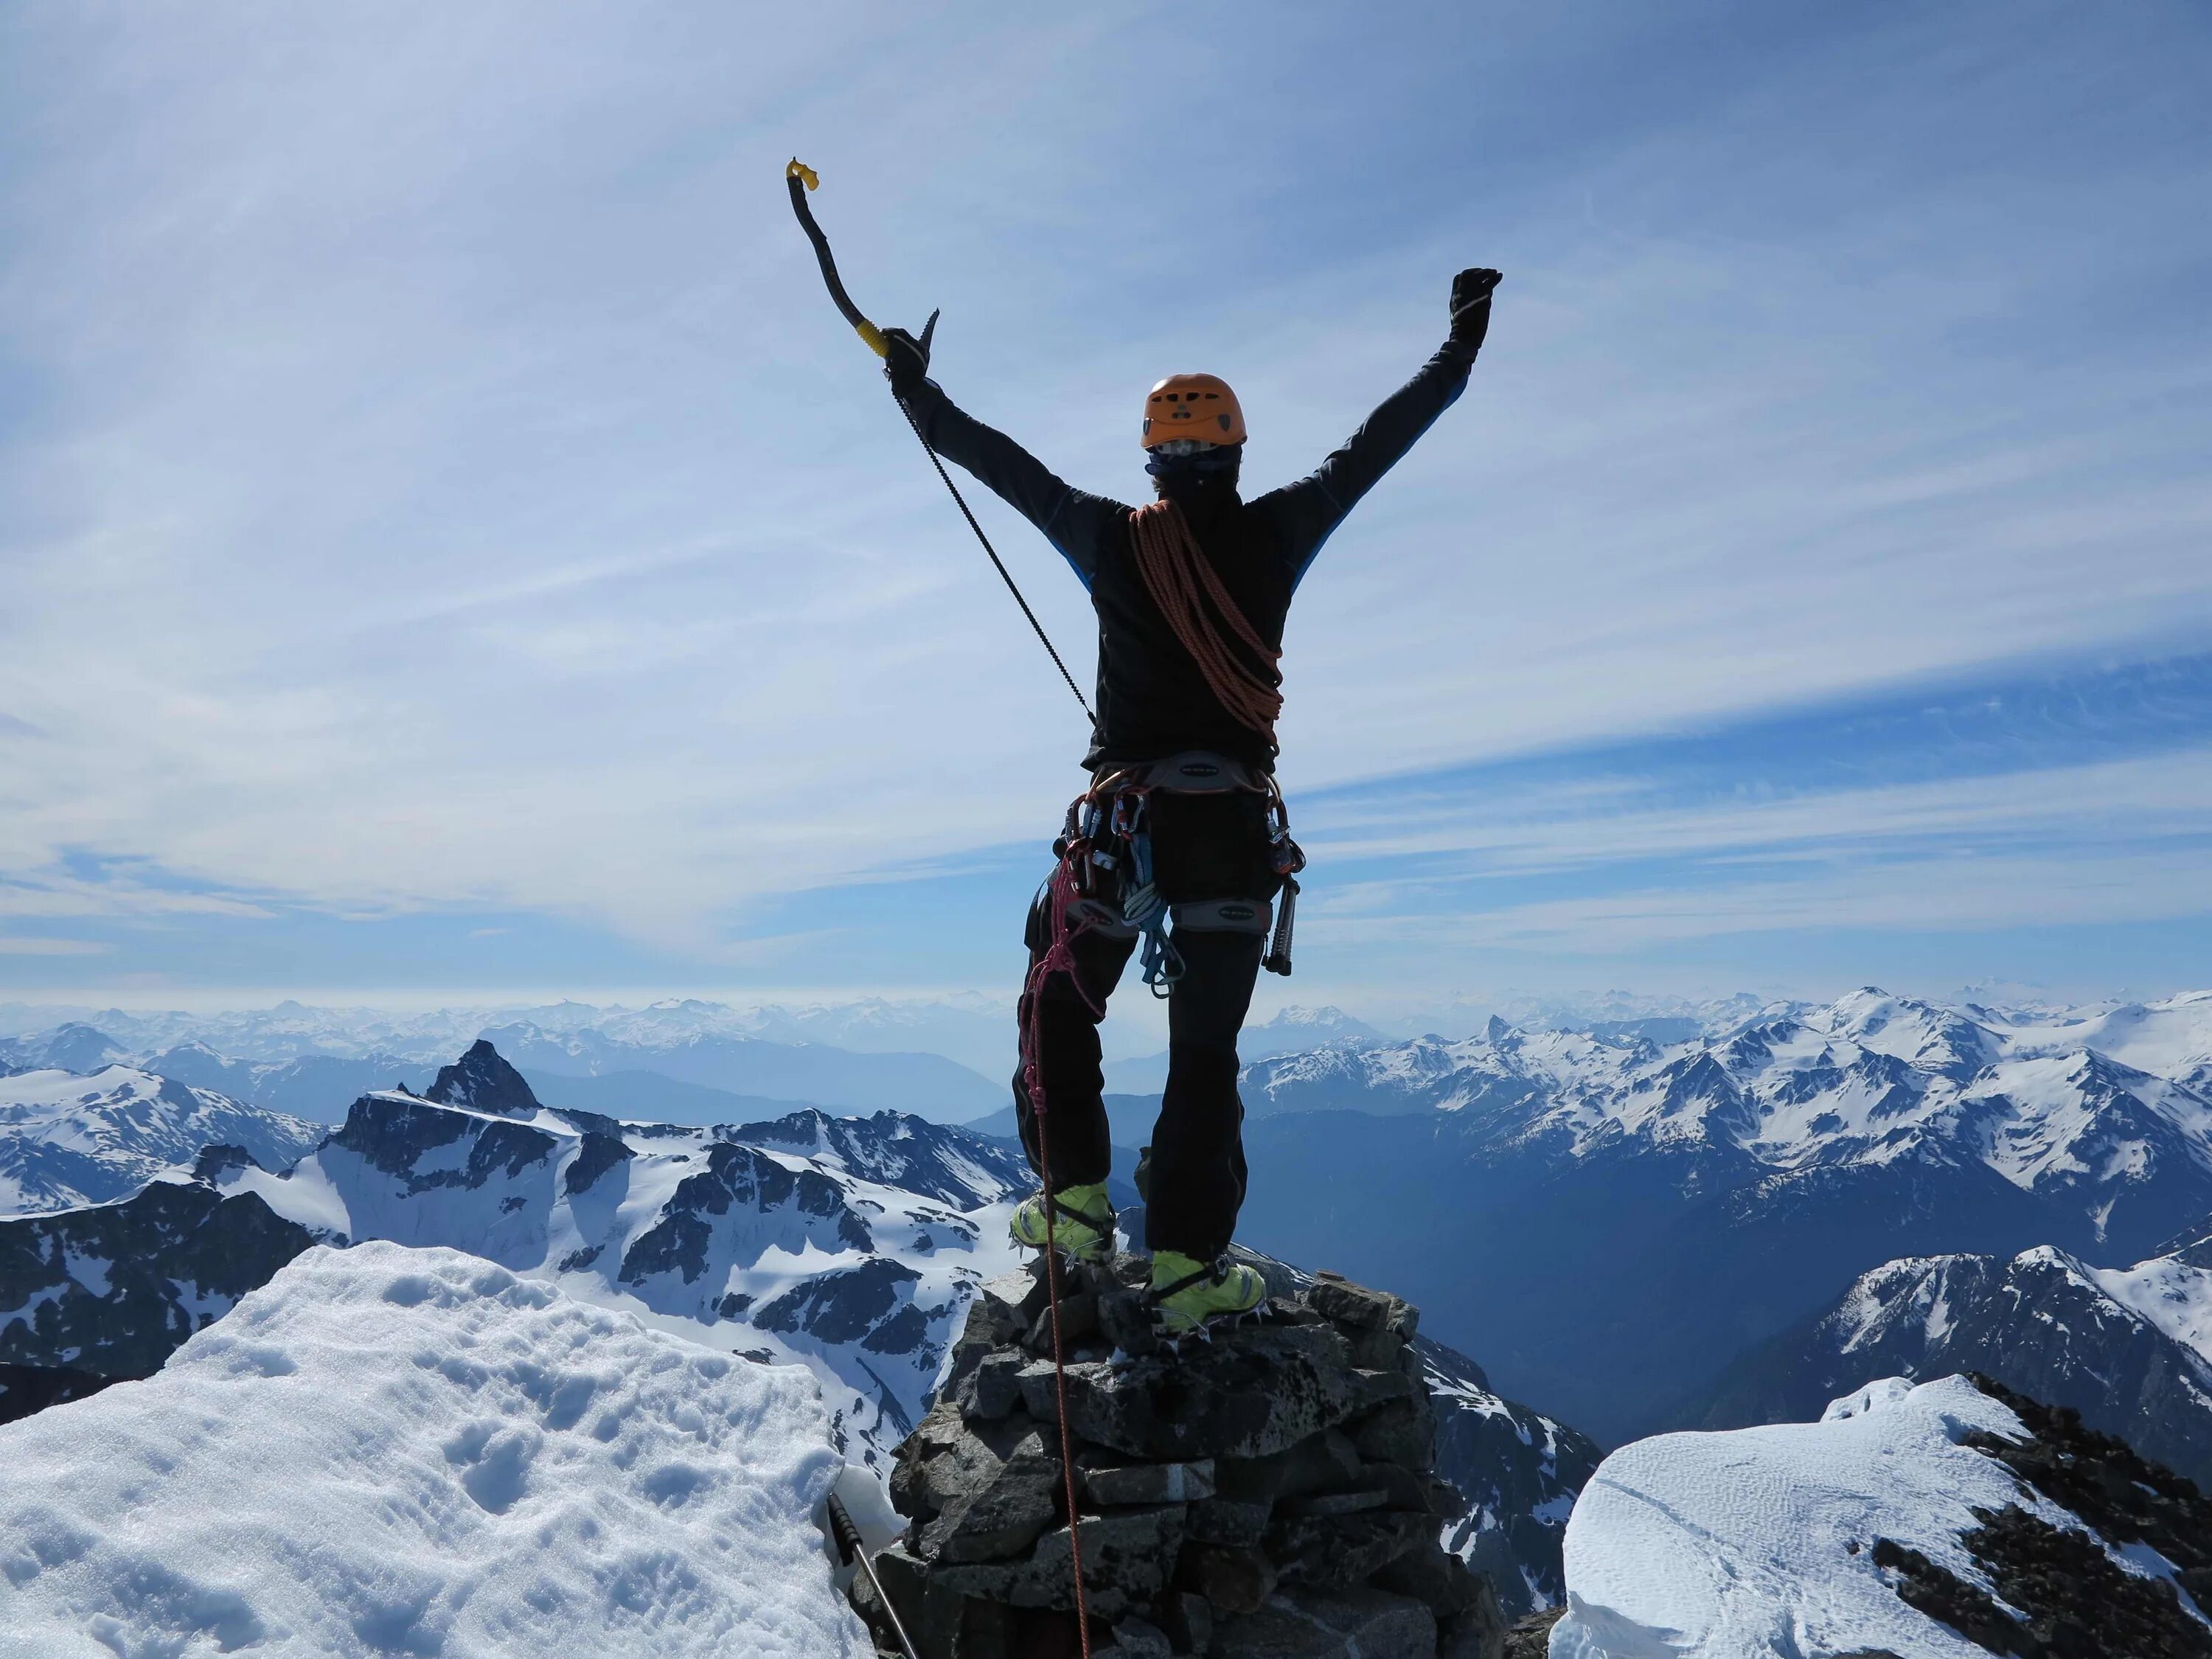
894,397,1096,726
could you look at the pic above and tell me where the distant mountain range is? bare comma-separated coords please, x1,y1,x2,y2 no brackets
1686,1237,2212,1484
10,984,2212,1471
1232,988,2212,1444
0,1004,1008,1124
0,1065,322,1215
0,1040,1596,1606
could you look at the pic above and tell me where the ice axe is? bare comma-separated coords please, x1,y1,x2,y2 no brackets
783,159,1093,723
825,1490,920,1659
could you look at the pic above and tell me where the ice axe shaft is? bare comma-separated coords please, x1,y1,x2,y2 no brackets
826,1492,920,1659
781,158,1091,726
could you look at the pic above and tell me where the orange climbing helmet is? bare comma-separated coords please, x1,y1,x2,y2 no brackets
1141,373,1246,449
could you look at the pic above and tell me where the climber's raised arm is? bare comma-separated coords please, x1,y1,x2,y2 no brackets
1256,268,1502,588
884,328,1129,591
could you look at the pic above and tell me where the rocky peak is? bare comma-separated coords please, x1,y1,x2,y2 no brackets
850,1260,1510,1658
422,1040,540,1118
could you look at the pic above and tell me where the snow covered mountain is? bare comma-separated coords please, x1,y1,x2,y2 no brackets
0,1242,872,1658
1234,988,2212,1444
0,1040,1603,1615
1,997,1012,1121
1,1042,1027,1480
0,1172,319,1377
1423,1338,1601,1617
0,1065,323,1216
1687,1239,2212,1484
1103,1005,1389,1093
1550,1374,2212,1658
1248,989,2212,1253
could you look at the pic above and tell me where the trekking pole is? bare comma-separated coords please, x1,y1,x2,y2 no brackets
784,160,1096,725
826,1492,921,1659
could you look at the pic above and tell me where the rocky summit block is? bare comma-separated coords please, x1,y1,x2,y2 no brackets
854,1259,1509,1659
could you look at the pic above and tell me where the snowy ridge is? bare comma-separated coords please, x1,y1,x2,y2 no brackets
1423,1344,1599,1616
1689,1239,2212,1486
1551,1374,2212,1658
0,1065,324,1217
204,1051,1032,1481
1246,987,2212,1247
0,1242,869,1658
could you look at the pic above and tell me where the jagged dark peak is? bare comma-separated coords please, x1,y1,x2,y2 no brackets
191,1143,266,1184
423,1040,540,1117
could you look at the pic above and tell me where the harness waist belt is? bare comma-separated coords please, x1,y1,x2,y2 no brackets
1092,751,1269,794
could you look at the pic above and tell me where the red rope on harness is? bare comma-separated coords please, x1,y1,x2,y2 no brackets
1129,500,1284,752
1020,839,1105,1658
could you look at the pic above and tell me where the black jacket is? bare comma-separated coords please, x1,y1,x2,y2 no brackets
899,339,1478,771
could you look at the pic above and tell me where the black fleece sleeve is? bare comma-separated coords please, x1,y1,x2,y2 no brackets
1253,341,1478,588
896,378,1130,590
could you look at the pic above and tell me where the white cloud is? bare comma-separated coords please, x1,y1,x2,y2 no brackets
1,3,2207,972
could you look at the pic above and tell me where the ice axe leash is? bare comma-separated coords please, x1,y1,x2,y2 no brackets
825,1492,921,1659
785,160,1095,726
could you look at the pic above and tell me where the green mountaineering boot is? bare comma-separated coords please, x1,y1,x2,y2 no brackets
1009,1181,1116,1262
1149,1250,1268,1335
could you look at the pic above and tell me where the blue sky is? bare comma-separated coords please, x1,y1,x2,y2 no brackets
1,1,2208,1018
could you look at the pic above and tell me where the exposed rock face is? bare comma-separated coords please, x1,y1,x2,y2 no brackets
852,1262,1510,1659
1686,1245,2212,1486
0,1180,319,1376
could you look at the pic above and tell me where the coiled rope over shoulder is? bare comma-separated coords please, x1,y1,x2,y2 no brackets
1128,500,1283,754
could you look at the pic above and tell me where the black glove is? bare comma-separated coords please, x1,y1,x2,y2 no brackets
882,319,933,400
1449,268,1503,352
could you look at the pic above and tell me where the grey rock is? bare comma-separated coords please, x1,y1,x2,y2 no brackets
922,1429,1061,1565
1211,1587,1437,1659
1349,1366,1418,1410
891,1405,1059,1568
1500,1607,1564,1659
1278,1489,1389,1518
934,1503,1186,1624
1360,1461,1438,1514
1439,1576,1512,1659
1083,1458,1215,1507
976,1265,1049,1330
1307,1273,1419,1340
1020,1325,1360,1461
1096,1286,1162,1357
1177,1544,1278,1615
1109,1615,1172,1658
1219,1428,1366,1504
1268,1509,1434,1590
1347,1325,1407,1371
1186,1498,1273,1548
862,1544,965,1659
1348,1397,1436,1471
1159,1590,1213,1655
1372,1540,1480,1620
957,1351,1026,1423
1025,1290,1098,1355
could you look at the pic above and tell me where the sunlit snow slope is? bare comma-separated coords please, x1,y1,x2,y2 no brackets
0,1065,321,1217
0,1242,869,1659
1551,1375,2212,1659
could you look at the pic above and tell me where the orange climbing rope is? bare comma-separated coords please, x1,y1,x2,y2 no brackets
1128,500,1283,752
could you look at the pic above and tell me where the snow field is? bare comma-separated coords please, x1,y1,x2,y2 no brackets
1550,1376,2065,1659
0,1242,870,1659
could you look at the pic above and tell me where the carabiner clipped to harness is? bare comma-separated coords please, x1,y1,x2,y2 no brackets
1262,790,1307,977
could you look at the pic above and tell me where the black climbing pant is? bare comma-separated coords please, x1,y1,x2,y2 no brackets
1012,789,1276,1261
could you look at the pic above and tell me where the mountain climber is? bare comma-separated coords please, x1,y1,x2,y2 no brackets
885,268,1501,1332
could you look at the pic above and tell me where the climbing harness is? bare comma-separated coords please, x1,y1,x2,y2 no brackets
826,1492,922,1659
785,160,1095,726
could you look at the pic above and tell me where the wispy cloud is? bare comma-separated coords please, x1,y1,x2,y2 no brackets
2,4,2208,998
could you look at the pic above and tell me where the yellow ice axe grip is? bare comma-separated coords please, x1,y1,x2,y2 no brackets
787,158,889,358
